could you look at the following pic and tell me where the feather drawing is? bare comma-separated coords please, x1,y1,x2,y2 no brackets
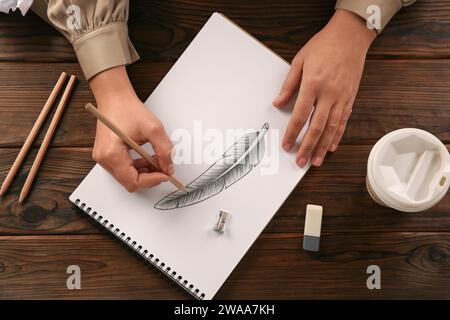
154,123,269,210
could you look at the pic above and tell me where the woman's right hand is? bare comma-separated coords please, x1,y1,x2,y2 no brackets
89,66,174,192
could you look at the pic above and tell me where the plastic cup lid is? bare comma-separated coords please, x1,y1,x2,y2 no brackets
368,128,450,212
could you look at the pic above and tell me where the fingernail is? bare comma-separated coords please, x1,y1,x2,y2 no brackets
329,144,337,152
312,156,323,166
167,164,174,175
282,142,293,151
297,157,307,167
273,95,282,106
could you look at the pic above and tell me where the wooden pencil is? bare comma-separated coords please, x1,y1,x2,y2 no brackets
85,103,187,192
0,72,68,196
19,74,77,203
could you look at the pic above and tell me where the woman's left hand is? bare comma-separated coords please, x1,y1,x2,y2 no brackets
273,9,377,167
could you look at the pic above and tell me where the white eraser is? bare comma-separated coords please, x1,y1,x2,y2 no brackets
303,204,323,252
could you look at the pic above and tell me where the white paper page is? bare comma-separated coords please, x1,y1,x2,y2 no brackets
70,12,310,299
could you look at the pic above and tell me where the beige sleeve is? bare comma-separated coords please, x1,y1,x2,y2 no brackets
31,0,140,80
335,0,416,33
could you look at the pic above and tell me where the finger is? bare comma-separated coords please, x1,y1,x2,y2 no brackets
133,156,159,172
144,123,174,175
329,100,354,152
113,152,168,192
296,96,333,167
132,158,169,185
138,168,150,174
281,84,315,151
311,102,344,166
273,54,304,107
134,157,151,169
135,172,169,189
111,150,143,192
93,144,122,177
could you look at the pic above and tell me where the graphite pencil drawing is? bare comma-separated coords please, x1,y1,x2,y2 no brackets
154,123,269,210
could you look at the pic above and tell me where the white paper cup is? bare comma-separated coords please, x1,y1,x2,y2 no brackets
367,128,450,212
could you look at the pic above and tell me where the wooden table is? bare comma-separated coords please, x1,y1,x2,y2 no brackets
0,0,449,299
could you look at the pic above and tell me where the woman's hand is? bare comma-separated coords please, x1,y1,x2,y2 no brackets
273,9,377,167
90,66,174,192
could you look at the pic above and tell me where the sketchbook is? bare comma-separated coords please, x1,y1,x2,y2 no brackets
70,12,310,299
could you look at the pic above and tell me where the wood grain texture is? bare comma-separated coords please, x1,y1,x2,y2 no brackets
0,148,96,235
0,64,92,148
0,0,449,62
0,233,448,299
0,60,449,148
1,146,449,235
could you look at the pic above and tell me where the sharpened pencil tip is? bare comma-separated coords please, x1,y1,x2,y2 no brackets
18,193,25,203
0,186,4,196
177,182,188,192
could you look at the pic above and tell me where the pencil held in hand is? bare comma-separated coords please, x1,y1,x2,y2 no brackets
84,103,187,192
0,72,68,197
19,75,78,203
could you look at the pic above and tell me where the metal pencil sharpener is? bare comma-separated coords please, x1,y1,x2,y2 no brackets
214,210,231,233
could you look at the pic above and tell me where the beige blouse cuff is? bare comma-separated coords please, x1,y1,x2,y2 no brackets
73,22,139,80
335,0,416,33
31,0,140,80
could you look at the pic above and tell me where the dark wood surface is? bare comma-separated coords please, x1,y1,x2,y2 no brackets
1,60,450,148
2,0,450,62
1,233,449,299
0,0,449,299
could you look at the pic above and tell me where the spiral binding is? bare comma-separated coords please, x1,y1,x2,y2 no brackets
74,199,205,300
